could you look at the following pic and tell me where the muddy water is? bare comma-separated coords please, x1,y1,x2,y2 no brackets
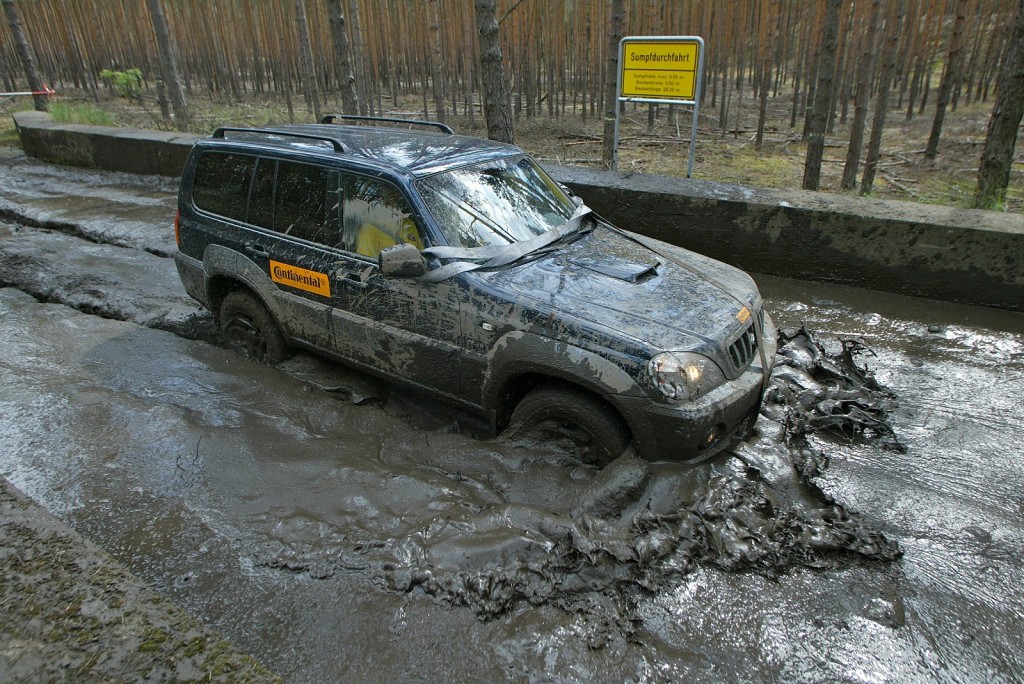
1,156,1023,681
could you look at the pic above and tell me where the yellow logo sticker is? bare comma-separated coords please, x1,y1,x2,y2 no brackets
736,306,751,323
270,261,331,297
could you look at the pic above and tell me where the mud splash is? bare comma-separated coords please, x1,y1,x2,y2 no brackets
765,326,904,453
255,328,901,623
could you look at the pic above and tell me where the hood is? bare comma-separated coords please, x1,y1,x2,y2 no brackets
474,225,760,353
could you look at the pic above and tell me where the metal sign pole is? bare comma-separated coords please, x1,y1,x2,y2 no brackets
612,40,624,171
686,41,705,179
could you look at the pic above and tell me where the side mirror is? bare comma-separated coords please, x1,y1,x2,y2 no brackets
379,242,427,278
558,183,584,207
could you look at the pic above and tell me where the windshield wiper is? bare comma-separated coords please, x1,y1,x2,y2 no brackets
420,207,593,282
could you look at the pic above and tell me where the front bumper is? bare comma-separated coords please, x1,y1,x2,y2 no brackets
620,312,777,463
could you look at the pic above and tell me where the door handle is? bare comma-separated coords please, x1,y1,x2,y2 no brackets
245,242,269,256
335,265,374,289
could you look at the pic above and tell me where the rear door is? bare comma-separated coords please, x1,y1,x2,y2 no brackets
243,157,341,350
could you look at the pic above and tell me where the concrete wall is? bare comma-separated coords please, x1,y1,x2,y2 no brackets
15,111,199,177
14,111,1024,311
550,166,1024,311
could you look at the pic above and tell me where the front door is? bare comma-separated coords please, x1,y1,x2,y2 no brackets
328,174,464,399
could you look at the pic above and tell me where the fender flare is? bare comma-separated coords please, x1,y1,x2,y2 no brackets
482,330,644,433
202,245,279,315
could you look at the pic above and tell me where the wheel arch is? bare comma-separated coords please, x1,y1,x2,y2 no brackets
494,372,634,444
484,332,641,442
201,244,279,324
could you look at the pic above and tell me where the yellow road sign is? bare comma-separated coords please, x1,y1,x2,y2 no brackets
620,40,700,101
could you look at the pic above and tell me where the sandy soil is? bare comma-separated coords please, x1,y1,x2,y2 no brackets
0,479,281,682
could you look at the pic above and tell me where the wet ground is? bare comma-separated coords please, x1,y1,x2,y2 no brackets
1,154,1023,682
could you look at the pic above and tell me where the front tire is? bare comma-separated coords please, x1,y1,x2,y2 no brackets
219,290,287,364
506,384,631,466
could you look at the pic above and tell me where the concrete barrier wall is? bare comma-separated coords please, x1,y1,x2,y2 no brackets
14,111,1024,311
550,166,1024,311
15,111,199,177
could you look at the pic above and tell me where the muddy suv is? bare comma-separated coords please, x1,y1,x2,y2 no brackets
173,116,776,465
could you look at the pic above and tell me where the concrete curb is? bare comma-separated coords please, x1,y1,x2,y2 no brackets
15,110,199,177
13,111,1023,311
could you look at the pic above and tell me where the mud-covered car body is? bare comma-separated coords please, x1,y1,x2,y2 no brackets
173,120,776,462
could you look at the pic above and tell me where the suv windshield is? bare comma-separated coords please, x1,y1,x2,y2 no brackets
417,156,576,248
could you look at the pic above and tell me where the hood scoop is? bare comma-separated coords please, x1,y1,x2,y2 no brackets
568,255,659,283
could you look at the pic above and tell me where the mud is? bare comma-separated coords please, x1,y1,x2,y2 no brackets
0,155,178,256
1,156,1024,682
0,222,212,339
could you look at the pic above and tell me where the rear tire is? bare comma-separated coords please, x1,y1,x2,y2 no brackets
506,384,631,466
219,290,287,364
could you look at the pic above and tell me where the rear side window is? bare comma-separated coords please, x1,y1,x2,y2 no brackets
191,152,255,221
245,159,341,246
275,161,335,244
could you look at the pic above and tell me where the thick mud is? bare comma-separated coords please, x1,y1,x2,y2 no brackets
1,156,1023,681
0,155,178,256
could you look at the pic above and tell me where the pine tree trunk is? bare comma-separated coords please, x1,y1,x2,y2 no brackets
427,0,446,123
925,0,968,159
474,0,513,143
861,0,906,195
348,0,369,116
601,0,625,167
755,0,775,151
294,0,320,121
841,0,882,190
974,0,1024,208
145,0,189,130
327,0,359,115
2,0,48,111
802,0,842,190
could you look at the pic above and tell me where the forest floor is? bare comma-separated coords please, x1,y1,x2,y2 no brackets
1,88,1021,213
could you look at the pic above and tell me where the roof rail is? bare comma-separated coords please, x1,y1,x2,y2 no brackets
212,127,346,153
320,114,454,135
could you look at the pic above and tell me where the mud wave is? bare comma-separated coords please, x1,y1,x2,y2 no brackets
256,328,902,621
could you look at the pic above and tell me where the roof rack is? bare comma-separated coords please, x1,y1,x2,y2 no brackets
320,114,454,135
212,127,346,152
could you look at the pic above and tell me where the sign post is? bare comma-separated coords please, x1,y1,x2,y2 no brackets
613,36,704,177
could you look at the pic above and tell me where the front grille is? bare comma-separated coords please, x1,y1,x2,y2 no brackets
728,322,758,371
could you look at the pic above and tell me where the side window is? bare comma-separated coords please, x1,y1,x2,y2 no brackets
248,157,276,230
244,159,341,247
191,152,255,221
342,176,424,259
275,160,334,244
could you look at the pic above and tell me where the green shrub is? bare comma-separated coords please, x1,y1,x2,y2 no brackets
100,67,144,100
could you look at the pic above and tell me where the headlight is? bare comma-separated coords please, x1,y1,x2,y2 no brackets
647,352,726,401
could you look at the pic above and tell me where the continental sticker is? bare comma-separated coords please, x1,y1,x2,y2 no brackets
270,260,331,297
